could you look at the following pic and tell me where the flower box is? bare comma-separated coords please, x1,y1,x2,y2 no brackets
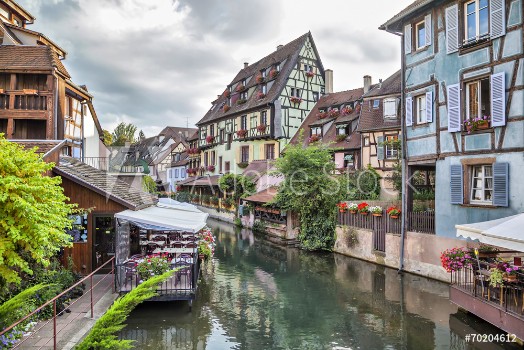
257,124,267,133
207,165,215,172
223,90,231,98
328,109,340,118
317,111,328,119
308,134,320,143
357,202,369,214
256,91,266,100
23,89,38,95
237,162,249,168
256,74,265,83
289,96,302,104
237,99,247,105
206,135,215,144
463,115,491,133
341,107,353,116
235,84,245,92
269,69,278,79
386,206,401,218
337,202,348,212
223,105,231,112
305,71,315,78
336,134,347,142
236,129,248,138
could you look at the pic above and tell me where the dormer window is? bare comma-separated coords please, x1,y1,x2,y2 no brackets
276,63,281,72
383,98,397,119
291,88,301,97
262,69,267,78
242,79,247,86
261,84,267,95
311,127,322,136
240,91,248,100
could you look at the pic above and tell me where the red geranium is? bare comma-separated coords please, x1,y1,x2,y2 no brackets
386,206,401,216
357,202,369,213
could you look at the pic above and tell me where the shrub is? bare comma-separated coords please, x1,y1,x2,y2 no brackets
234,218,243,228
252,220,267,233
136,256,171,281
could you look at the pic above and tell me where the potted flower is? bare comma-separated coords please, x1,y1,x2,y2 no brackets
207,165,215,172
256,74,265,83
210,196,219,205
235,84,245,92
223,105,231,112
463,115,490,134
236,129,248,138
198,242,212,260
505,266,520,282
488,268,504,287
308,134,320,143
357,202,369,215
337,202,348,212
257,91,266,100
257,124,267,133
206,135,215,144
136,255,171,281
386,206,401,219
198,228,216,260
290,96,302,104
305,71,315,78
341,106,353,116
348,203,358,214
336,134,347,142
223,89,230,98
328,109,340,118
269,69,278,79
370,206,383,217
440,247,473,272
317,111,328,119
237,99,247,105
237,162,249,168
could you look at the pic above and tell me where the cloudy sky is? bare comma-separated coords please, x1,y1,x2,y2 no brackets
19,0,412,136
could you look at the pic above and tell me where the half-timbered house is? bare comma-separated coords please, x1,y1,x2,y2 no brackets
196,32,327,175
381,0,524,236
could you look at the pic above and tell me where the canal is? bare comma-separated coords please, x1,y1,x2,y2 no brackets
121,219,520,349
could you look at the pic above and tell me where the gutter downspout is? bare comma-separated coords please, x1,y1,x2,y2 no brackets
81,101,86,162
53,69,59,140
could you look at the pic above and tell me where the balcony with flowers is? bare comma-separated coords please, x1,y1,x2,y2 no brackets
236,129,248,138
256,124,267,134
205,135,215,144
289,96,302,105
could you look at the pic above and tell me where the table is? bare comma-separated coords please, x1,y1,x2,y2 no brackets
139,240,167,246
153,247,196,255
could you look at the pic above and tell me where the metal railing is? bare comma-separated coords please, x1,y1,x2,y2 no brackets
337,210,435,235
83,157,109,171
0,257,115,350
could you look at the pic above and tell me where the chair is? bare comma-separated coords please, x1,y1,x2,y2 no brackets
129,254,143,260
185,242,197,249
173,261,191,286
168,232,181,242
152,235,167,244
171,241,183,248
123,261,137,287
179,253,193,264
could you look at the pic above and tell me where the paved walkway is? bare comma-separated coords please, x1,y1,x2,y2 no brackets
16,274,118,350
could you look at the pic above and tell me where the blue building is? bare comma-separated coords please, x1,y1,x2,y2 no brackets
381,0,524,237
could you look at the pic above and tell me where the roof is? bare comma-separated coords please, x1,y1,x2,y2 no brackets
380,0,433,32
187,130,199,142
170,154,189,167
243,187,279,204
177,175,221,187
0,45,70,78
358,71,401,132
11,139,65,156
4,23,67,58
53,157,157,210
3,0,35,22
197,32,320,126
241,160,274,181
289,87,364,149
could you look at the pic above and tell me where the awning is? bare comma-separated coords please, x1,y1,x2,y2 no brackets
456,214,524,252
115,203,208,233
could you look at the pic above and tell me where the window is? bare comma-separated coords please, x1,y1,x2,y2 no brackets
291,88,301,97
219,156,223,173
383,98,397,118
265,144,275,160
240,91,248,100
226,133,232,150
261,69,267,78
276,63,281,72
225,161,231,173
415,95,427,124
416,20,426,49
304,64,313,72
260,111,267,125
313,92,319,102
250,115,258,129
344,154,354,168
241,146,250,163
204,152,209,167
242,79,247,86
220,129,225,144
181,168,186,178
364,137,370,146
373,100,380,109
311,127,321,136
465,78,490,121
337,127,346,135
261,84,267,94
470,165,493,204
385,135,399,159
241,115,247,130
464,0,489,43
209,124,214,136
210,151,216,165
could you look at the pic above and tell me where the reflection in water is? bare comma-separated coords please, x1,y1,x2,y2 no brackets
121,219,520,349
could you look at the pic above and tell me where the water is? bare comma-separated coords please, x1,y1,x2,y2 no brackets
121,219,520,349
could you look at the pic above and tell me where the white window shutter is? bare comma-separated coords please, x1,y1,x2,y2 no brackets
491,72,506,127
447,84,461,132
446,5,459,54
377,136,384,160
425,91,433,123
425,14,432,46
404,24,412,54
450,164,464,204
406,97,413,127
493,162,509,207
490,0,506,39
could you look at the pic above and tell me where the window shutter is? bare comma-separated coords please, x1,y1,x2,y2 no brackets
404,24,412,54
490,72,506,127
445,5,459,54
405,97,413,127
425,14,432,46
377,136,384,160
450,164,463,204
235,147,241,164
447,84,461,132
490,0,506,39
249,145,254,162
425,91,433,123
493,162,509,207
259,144,265,160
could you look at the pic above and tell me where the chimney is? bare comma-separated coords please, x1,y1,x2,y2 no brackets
363,75,372,94
276,44,284,50
244,62,249,68
325,69,333,94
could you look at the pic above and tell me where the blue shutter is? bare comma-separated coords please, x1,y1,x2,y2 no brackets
446,4,459,54
493,163,509,207
447,84,461,132
406,97,413,127
491,72,506,127
425,91,433,123
377,136,384,160
490,0,506,39
450,164,463,204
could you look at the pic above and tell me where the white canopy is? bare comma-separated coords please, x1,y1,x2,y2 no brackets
456,213,524,252
115,202,208,233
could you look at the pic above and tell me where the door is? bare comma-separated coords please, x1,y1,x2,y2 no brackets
93,215,116,272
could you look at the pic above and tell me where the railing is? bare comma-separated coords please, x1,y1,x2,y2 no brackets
83,156,109,171
451,261,524,319
0,257,115,350
337,210,435,235
0,92,50,110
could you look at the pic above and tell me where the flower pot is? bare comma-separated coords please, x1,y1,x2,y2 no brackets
339,209,345,213
390,215,399,219
372,213,382,217
505,274,517,282
350,210,357,214
360,212,368,216
477,121,489,130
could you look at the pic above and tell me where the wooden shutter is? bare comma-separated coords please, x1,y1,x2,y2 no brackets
425,91,433,123
447,84,461,132
249,144,254,162
490,0,506,39
377,136,384,160
491,72,506,127
404,24,412,54
450,164,463,204
406,97,413,127
235,146,241,163
425,14,432,46
493,163,509,207
259,144,265,160
446,4,459,54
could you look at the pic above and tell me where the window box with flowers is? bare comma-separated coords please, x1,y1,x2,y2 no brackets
463,115,491,134
257,124,267,133
236,129,248,138
305,71,315,78
357,202,369,215
269,69,278,79
207,165,215,172
223,105,231,113
223,89,230,98
308,134,320,144
328,109,340,118
348,203,358,214
337,202,348,212
256,74,265,83
386,206,401,219
237,161,249,168
341,106,353,116
256,91,266,100
317,111,328,119
370,206,383,217
336,134,347,142
237,99,247,105
290,96,302,104
235,84,245,92
206,135,215,144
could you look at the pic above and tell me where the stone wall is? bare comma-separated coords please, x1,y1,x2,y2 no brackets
334,226,481,282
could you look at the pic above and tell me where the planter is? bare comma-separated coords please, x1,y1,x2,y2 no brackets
389,215,399,219
360,212,368,216
339,209,346,213
350,210,357,214
477,121,489,130
505,274,517,282
478,252,499,258
372,213,382,217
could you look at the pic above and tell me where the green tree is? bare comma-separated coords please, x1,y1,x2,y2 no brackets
0,136,75,285
102,129,113,146
272,136,345,251
111,122,137,146
142,175,157,194
218,173,256,214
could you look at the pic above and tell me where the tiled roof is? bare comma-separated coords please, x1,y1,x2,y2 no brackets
170,153,189,167
380,0,433,32
53,157,157,210
289,87,364,150
4,23,68,57
197,32,317,126
358,71,401,132
243,187,279,204
0,45,70,78
11,140,65,156
187,130,199,141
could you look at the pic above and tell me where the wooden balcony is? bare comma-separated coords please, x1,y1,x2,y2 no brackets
0,90,51,119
